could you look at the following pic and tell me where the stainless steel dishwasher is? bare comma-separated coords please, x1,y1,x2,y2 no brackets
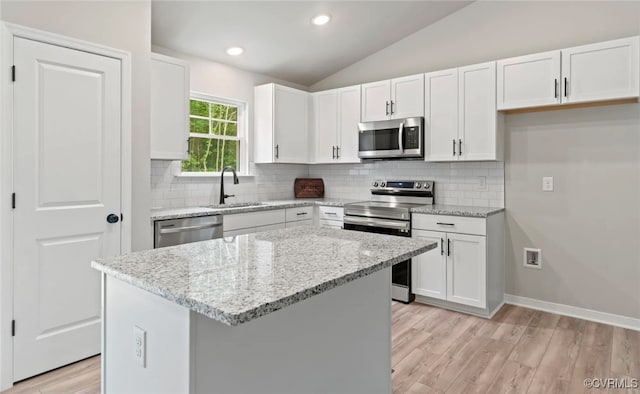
154,215,223,248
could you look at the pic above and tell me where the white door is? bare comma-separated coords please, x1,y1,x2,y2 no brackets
361,80,390,122
150,53,189,160
411,230,446,300
458,61,497,161
446,233,486,308
313,90,338,163
424,68,459,161
13,37,122,381
391,74,424,119
562,36,639,104
496,50,561,110
337,85,361,163
274,85,309,163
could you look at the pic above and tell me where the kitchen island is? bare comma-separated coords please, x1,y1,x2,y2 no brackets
92,226,436,394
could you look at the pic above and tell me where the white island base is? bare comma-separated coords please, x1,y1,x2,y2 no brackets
102,268,392,394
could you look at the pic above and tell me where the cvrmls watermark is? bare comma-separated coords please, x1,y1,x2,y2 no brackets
584,378,639,389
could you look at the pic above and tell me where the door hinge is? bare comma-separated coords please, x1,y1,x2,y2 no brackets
11,66,15,82
11,320,15,337
11,193,15,209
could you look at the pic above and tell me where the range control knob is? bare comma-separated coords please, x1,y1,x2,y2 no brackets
424,183,431,189
373,181,379,187
416,183,422,189
380,182,386,187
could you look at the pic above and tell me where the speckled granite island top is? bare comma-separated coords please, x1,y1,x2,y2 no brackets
92,226,436,326
410,204,504,218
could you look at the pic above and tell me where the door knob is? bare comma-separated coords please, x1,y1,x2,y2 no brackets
106,214,120,224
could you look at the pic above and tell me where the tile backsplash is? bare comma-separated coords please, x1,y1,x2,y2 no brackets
151,160,504,209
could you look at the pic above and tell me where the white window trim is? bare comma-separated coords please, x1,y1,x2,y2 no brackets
181,91,249,176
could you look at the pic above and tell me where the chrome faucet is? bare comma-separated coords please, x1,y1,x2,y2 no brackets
219,166,239,204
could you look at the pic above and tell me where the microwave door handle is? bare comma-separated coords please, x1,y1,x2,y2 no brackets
398,122,404,152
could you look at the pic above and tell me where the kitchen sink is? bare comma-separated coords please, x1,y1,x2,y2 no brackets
203,202,267,209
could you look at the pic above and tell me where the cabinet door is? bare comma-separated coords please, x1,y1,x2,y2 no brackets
285,219,313,228
150,54,190,160
496,51,561,110
223,223,285,237
391,74,424,119
562,36,639,104
361,80,391,122
313,90,338,163
319,219,342,229
446,233,486,308
274,85,309,163
337,85,361,163
424,69,459,161
458,61,498,161
411,230,446,300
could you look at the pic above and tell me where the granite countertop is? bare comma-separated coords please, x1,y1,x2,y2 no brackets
92,226,436,326
150,199,360,221
410,204,504,218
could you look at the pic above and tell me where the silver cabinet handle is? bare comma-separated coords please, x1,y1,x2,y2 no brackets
564,77,568,98
554,78,558,98
336,146,340,159
275,144,279,159
440,238,444,256
332,146,336,159
453,139,456,156
459,139,462,156
159,223,221,234
436,222,455,226
296,212,308,216
390,100,395,115
325,212,338,216
385,101,390,116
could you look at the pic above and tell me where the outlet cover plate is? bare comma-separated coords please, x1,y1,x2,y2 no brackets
134,325,146,367
542,176,554,192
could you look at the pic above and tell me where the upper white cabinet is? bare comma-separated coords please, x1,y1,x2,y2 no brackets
361,74,424,122
497,51,561,110
150,53,190,160
562,37,639,104
311,85,361,163
498,36,639,110
425,62,503,162
254,83,309,164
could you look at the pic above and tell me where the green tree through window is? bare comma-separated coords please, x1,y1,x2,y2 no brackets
182,98,242,173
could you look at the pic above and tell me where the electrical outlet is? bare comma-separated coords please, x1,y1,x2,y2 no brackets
477,176,488,191
542,176,554,192
524,248,542,269
134,326,146,367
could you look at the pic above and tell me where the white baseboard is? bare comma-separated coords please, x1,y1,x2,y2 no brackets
504,294,640,331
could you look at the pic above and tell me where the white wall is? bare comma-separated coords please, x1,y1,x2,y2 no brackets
310,0,640,319
1,0,153,251
149,47,310,208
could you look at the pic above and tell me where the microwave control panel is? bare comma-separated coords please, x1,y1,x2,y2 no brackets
404,126,420,149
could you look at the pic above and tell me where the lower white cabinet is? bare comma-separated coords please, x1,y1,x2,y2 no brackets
411,212,504,317
224,223,285,237
317,206,344,229
223,206,314,236
285,219,313,228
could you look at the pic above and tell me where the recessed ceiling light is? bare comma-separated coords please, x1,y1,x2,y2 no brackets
225,46,244,56
312,14,331,26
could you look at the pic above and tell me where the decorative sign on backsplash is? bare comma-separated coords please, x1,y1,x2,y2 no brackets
294,178,325,198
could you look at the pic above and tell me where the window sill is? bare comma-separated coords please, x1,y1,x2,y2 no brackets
175,172,254,179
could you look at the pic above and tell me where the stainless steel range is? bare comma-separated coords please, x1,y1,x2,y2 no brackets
343,180,434,303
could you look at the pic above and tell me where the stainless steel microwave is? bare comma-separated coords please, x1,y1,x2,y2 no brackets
358,117,424,159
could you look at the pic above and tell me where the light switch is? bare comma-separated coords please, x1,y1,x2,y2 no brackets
542,176,554,192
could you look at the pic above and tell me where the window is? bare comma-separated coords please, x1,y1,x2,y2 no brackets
182,93,246,174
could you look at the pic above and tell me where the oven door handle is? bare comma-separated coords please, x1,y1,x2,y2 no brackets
398,122,404,152
343,216,410,231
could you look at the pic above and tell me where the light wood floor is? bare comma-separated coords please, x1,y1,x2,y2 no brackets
3,303,639,394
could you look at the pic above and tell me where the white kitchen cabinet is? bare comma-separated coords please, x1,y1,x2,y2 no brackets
285,219,313,228
411,212,504,317
285,206,313,222
411,230,446,300
224,223,284,237
361,74,424,122
446,233,486,308
562,36,639,104
497,51,561,110
317,206,344,229
319,220,342,229
150,53,190,160
223,209,286,235
425,62,503,162
497,36,639,110
424,68,458,161
254,83,309,163
311,86,361,164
